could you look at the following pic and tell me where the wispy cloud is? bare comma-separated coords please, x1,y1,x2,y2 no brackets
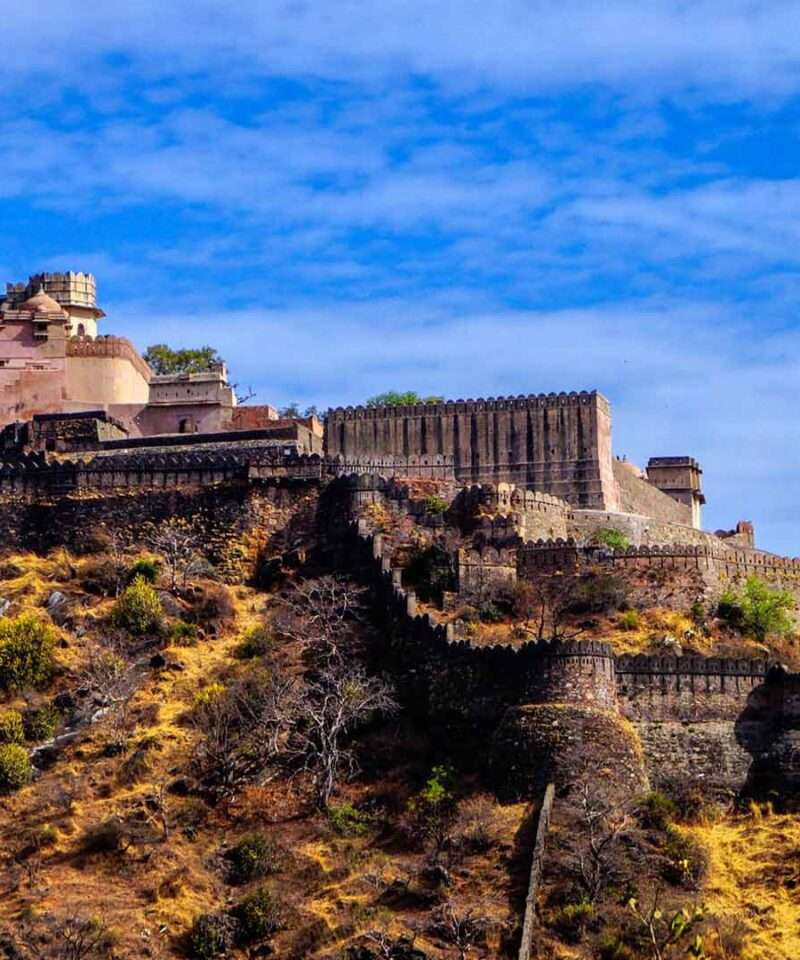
2,2,799,553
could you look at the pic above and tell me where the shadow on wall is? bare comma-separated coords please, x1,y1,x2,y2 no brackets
738,667,800,802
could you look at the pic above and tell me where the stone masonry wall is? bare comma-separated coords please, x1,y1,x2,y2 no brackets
613,457,692,525
519,540,800,611
0,480,320,583
327,392,618,509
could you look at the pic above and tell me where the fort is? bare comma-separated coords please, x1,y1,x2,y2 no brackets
0,268,798,805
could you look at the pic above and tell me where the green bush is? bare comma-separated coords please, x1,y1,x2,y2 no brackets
127,556,160,584
226,833,283,884
235,886,285,943
403,543,455,603
555,899,593,941
0,743,32,790
166,621,200,647
187,912,236,959
479,600,506,623
423,494,449,517
327,802,376,837
618,609,640,631
636,790,676,831
22,703,61,742
717,577,795,642
406,765,459,858
591,527,630,550
0,614,56,694
0,709,24,744
110,576,163,636
234,626,272,660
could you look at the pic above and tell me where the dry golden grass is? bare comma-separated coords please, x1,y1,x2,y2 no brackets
691,807,800,960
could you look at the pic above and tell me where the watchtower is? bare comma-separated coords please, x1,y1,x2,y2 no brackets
646,456,705,528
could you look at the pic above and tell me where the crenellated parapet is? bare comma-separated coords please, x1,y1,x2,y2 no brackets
0,448,327,495
327,390,608,421
66,335,151,380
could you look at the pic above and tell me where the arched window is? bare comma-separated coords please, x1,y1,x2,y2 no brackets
179,417,194,434
76,323,86,337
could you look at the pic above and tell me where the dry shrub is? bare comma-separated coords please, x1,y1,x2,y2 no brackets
186,582,235,628
455,794,501,854
81,555,125,597
78,816,129,856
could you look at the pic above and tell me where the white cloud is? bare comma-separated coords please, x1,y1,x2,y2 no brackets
3,2,800,100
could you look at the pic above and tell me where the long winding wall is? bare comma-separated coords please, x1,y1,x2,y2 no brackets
346,520,798,797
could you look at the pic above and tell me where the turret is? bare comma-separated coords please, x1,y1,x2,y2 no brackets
646,456,705,528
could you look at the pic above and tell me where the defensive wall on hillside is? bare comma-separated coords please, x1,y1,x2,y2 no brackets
327,392,618,508
518,539,800,609
345,519,799,796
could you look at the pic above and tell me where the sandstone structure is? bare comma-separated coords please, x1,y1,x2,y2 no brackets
0,271,284,439
326,392,705,528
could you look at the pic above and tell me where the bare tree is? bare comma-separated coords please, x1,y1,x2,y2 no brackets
146,517,203,592
512,575,582,641
13,830,47,896
431,903,489,960
275,575,366,662
290,661,397,806
192,669,304,799
570,777,631,903
13,913,113,960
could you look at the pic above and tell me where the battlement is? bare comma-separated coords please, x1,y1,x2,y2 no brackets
616,653,769,678
66,335,151,381
28,272,98,308
327,390,609,420
520,538,800,568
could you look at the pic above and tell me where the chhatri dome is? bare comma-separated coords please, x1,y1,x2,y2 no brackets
18,286,67,316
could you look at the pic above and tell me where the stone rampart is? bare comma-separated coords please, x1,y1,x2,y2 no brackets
568,509,724,548
0,449,327,496
456,482,570,541
0,480,320,582
327,391,617,509
518,540,800,610
350,522,618,727
66,335,151,382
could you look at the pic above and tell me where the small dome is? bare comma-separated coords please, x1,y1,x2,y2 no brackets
18,286,66,316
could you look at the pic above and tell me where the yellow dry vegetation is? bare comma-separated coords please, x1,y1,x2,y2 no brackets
690,808,800,960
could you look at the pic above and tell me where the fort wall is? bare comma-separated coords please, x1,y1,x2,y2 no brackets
345,520,795,795
327,392,618,509
518,540,800,610
613,457,692,525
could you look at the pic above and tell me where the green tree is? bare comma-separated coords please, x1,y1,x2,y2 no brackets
143,344,223,375
406,765,459,862
718,576,795,642
365,390,444,407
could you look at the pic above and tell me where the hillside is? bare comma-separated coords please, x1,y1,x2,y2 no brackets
0,481,798,960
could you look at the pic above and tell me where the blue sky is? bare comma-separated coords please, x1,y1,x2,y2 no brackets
2,2,800,552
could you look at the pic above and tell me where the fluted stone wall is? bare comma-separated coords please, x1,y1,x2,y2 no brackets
326,391,618,509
